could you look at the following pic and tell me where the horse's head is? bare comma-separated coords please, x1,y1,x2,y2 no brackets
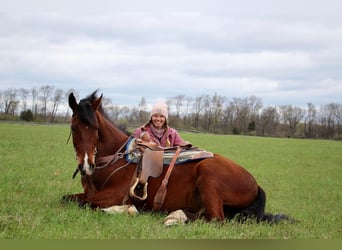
68,91,102,176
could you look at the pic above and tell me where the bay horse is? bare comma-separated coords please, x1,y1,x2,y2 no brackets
63,90,289,223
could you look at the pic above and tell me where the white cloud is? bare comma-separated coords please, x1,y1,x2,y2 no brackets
0,1,342,108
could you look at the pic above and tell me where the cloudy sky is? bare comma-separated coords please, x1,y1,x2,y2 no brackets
1,0,342,109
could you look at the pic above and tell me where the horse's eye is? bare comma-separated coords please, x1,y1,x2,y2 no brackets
71,126,77,132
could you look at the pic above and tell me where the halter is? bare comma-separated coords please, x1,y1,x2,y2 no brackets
68,127,100,179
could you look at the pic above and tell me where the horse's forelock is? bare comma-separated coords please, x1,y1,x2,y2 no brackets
77,99,98,128
74,90,100,128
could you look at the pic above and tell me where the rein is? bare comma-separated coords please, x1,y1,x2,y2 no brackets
66,130,72,145
95,136,132,168
95,136,133,190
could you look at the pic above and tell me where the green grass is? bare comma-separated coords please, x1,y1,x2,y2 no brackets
0,122,341,239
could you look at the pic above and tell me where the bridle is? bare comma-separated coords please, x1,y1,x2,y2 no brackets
67,126,100,179
67,125,133,189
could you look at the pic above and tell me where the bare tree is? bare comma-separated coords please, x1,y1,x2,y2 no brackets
304,103,318,138
50,88,64,122
257,106,279,136
39,85,54,121
229,97,250,134
211,93,225,133
31,87,39,117
183,96,193,128
202,94,213,131
0,90,4,112
318,103,342,139
222,103,234,134
173,94,185,128
248,96,263,132
2,88,19,115
279,105,306,137
107,105,122,121
19,88,30,111
192,95,204,129
138,97,148,124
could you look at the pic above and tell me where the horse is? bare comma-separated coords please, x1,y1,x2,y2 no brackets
62,90,290,224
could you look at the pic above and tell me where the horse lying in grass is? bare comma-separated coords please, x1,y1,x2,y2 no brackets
63,91,291,225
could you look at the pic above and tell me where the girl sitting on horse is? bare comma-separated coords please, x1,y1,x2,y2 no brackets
133,103,190,148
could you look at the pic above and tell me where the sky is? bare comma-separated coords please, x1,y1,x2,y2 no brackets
1,0,342,110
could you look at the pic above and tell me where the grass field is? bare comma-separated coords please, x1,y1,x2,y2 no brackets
0,122,341,239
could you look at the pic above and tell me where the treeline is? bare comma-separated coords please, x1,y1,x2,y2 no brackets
1,86,342,139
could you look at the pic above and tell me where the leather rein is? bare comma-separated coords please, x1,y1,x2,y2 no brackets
95,136,133,190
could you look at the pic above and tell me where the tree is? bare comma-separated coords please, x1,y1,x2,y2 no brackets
318,103,342,139
192,95,204,129
20,109,34,121
202,94,213,131
3,88,19,115
19,88,30,111
211,93,225,133
182,96,193,128
138,97,148,124
50,88,64,122
31,87,39,118
304,103,318,138
257,106,279,136
279,105,306,137
39,85,54,121
173,94,185,128
229,97,250,134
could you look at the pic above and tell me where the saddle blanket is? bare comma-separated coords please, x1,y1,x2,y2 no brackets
125,138,214,165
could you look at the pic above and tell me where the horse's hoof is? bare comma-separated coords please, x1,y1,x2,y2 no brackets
164,210,188,226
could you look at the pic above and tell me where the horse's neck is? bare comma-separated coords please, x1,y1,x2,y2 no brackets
98,119,128,157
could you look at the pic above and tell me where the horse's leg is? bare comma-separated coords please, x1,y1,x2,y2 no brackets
84,190,128,209
194,162,226,221
61,192,89,207
196,183,225,221
62,193,85,202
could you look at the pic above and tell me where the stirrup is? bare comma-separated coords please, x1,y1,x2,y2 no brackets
129,177,148,201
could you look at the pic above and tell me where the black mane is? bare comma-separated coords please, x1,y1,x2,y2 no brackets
78,90,130,135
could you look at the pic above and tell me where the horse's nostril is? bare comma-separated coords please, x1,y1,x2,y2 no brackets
90,163,95,169
78,164,86,176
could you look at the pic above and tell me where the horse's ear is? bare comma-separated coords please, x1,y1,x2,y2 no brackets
92,93,103,111
68,92,78,112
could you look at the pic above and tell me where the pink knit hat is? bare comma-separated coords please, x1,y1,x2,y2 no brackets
150,103,168,121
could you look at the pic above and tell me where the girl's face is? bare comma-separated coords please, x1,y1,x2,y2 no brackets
151,114,166,129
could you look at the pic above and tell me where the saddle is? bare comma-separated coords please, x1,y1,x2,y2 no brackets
133,139,190,183
128,139,213,211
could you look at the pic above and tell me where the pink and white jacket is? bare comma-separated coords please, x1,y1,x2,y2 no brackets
133,125,186,147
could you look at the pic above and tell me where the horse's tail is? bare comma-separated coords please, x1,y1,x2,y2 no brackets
256,186,294,224
236,186,293,224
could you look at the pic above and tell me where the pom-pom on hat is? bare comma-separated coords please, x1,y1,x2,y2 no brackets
150,103,168,121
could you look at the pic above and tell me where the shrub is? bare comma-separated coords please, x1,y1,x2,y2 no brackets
20,109,34,121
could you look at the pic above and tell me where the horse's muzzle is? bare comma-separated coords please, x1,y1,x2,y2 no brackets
72,162,95,179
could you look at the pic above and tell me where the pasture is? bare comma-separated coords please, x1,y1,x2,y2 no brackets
0,122,341,239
